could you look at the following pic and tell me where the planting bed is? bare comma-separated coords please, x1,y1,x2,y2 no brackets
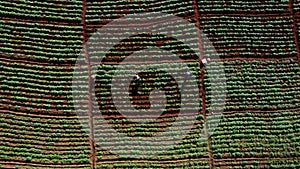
0,111,91,168
206,59,300,111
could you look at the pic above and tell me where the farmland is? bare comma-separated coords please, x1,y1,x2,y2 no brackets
1,0,300,169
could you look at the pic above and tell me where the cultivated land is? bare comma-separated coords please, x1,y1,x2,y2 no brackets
1,0,300,168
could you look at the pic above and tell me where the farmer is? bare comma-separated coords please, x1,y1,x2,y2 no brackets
185,71,191,78
92,75,96,82
200,58,211,68
133,74,141,95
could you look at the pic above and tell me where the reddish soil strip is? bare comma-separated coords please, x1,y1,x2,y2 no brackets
1,17,82,26
91,59,198,65
92,57,298,65
0,54,76,66
214,157,300,163
289,0,300,67
3,56,296,68
85,15,196,27
192,0,204,61
214,158,300,168
211,107,300,115
199,66,214,169
0,110,87,119
211,57,298,61
81,0,96,168
198,12,292,17
96,158,209,164
0,161,90,168
192,0,214,167
86,16,196,30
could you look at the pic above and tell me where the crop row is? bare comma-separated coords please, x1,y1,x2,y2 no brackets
0,0,82,22
200,16,297,58
294,0,300,13
205,59,300,111
0,112,90,164
198,0,290,13
0,165,91,169
296,18,300,45
95,160,210,169
211,110,300,159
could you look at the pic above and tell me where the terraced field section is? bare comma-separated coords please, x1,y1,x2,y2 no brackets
207,59,300,168
1,0,300,169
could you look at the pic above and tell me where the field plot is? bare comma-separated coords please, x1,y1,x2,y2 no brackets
0,112,91,168
212,110,300,158
0,20,83,64
0,59,79,115
206,59,300,111
0,58,92,167
84,32,210,166
200,16,297,58
1,0,300,168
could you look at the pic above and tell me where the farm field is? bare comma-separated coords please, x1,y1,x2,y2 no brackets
1,0,300,169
